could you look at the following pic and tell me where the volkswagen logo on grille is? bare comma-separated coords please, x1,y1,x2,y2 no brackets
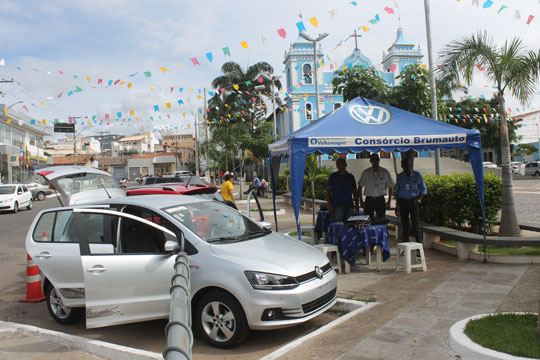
349,105,392,125
314,266,324,279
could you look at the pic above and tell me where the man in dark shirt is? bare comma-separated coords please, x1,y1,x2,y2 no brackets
326,158,359,222
395,158,427,243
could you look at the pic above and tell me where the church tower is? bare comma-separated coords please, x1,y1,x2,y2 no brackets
381,27,424,85
278,36,342,137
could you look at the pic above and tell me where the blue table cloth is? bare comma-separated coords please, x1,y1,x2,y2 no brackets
314,210,363,240
325,223,390,265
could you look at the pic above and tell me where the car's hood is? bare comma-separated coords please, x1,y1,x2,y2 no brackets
0,194,15,200
209,232,329,276
38,166,125,206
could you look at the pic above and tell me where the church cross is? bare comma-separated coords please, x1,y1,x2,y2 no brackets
349,29,362,51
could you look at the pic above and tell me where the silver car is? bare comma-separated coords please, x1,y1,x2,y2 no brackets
26,182,53,201
26,166,337,348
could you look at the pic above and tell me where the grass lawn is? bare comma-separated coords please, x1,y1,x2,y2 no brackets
288,231,312,238
440,240,540,256
464,313,540,358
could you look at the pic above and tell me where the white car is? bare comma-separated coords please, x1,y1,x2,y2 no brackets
482,161,498,169
26,166,337,348
0,184,33,213
510,162,523,174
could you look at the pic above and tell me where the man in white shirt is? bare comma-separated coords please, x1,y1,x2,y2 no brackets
358,153,394,220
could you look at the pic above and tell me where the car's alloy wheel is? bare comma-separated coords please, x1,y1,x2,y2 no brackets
45,285,83,325
195,291,248,348
27,200,32,210
37,192,45,201
13,202,18,213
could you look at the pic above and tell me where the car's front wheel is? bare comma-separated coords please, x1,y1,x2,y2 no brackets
195,291,249,348
12,202,18,213
535,171,540,178
45,284,83,325
37,192,46,201
27,199,32,210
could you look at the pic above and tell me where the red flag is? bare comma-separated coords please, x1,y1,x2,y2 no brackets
277,28,286,38
191,57,200,66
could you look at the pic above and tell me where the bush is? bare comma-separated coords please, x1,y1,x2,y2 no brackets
419,172,502,234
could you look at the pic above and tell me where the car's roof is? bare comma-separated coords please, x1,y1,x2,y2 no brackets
104,194,206,208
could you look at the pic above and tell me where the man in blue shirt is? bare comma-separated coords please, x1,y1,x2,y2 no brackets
326,158,359,222
395,158,427,243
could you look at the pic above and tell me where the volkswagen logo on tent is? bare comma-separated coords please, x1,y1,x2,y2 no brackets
349,105,392,125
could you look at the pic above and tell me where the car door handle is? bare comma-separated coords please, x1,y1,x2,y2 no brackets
37,252,52,259
87,266,108,274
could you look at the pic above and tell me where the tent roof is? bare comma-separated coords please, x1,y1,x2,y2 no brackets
269,97,481,156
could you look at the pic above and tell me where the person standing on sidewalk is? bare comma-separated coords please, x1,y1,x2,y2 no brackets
326,158,359,222
395,158,427,243
358,153,393,220
220,174,237,209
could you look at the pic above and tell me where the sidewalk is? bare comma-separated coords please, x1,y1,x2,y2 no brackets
4,194,538,360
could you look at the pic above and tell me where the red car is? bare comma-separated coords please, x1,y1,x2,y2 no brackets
126,183,225,203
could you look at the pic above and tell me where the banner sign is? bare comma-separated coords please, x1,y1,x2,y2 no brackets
8,154,19,166
308,134,468,147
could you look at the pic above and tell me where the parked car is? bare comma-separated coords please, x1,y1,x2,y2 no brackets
26,182,52,201
142,174,206,186
524,161,540,177
0,184,33,213
27,166,337,348
126,183,225,203
174,170,193,176
510,161,523,174
482,161,498,169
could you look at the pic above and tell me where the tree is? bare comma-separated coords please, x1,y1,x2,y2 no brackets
438,31,540,236
332,66,389,103
208,61,281,163
514,143,538,158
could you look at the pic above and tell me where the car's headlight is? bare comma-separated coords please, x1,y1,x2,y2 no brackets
1,198,13,203
244,271,299,290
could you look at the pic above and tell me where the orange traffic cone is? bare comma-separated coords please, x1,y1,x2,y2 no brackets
19,253,46,303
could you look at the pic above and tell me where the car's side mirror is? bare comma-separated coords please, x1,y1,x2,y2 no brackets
164,240,179,253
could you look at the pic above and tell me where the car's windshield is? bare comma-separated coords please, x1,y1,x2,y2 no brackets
55,173,120,195
0,186,15,194
190,191,225,202
164,200,269,242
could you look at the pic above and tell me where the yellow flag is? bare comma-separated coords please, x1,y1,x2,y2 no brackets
361,26,370,32
342,66,347,71
6,118,11,124
197,95,202,100
127,82,132,88
120,81,125,85
4,109,7,115
309,17,318,27
182,112,186,117
150,84,155,91
42,119,47,125
421,64,427,70
240,41,248,49
233,84,239,90
166,102,171,109
130,110,134,116
160,67,169,73
86,77,91,82
225,104,229,107
190,88,194,93
40,101,46,106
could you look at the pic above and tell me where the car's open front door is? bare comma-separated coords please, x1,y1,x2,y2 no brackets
75,208,180,328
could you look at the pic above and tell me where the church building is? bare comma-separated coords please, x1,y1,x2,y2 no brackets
276,27,424,139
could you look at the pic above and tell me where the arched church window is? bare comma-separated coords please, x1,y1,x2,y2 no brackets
305,103,313,120
302,63,313,84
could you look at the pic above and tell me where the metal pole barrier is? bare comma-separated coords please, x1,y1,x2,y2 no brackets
163,252,192,360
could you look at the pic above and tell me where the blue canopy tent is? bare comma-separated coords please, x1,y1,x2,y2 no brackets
268,97,486,240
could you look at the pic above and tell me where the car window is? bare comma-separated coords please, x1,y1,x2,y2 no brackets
0,186,15,194
33,212,56,241
17,186,23,194
118,206,175,254
54,211,80,243
23,186,29,192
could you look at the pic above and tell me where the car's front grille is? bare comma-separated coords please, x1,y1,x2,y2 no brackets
302,288,337,314
295,263,332,284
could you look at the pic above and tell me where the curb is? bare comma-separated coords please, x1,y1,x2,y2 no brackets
0,321,162,360
449,313,536,360
260,298,378,360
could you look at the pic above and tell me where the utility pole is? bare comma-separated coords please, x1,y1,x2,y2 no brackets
194,115,199,177
204,88,210,181
96,131,110,170
69,116,83,165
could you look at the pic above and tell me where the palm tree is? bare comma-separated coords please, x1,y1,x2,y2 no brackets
438,31,539,237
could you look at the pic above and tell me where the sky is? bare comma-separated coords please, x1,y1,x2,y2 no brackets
1,0,539,143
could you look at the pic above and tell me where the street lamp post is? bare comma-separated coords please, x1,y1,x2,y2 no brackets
423,0,441,175
0,101,24,182
299,32,329,121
